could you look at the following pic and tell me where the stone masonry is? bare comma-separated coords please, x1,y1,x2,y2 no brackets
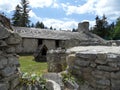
47,49,67,72
67,46,120,90
0,14,22,90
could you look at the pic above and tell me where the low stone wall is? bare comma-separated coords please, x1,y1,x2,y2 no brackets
47,49,67,72
67,46,120,90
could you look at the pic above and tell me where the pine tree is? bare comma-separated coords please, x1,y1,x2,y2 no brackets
31,23,35,27
35,21,45,29
50,26,53,30
91,15,109,39
20,0,30,27
113,17,120,40
12,5,22,26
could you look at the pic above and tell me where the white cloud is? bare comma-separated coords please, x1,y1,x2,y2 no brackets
43,18,78,30
29,11,78,30
95,0,120,20
62,0,120,21
62,0,97,15
29,0,54,8
0,0,20,12
0,0,58,13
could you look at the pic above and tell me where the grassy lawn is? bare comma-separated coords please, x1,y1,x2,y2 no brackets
19,56,48,75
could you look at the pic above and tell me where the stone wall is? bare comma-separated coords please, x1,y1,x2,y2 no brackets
47,49,67,72
67,46,120,90
0,15,22,90
43,40,56,50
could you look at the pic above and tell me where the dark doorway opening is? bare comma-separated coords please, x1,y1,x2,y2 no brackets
38,39,43,46
41,45,48,56
55,40,60,48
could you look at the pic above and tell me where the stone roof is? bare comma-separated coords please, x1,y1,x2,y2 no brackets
13,27,84,40
13,27,105,43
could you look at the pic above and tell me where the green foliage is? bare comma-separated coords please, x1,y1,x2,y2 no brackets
91,15,114,40
19,56,47,75
61,72,84,85
61,72,76,84
12,5,22,26
113,17,120,40
19,73,47,90
12,0,30,27
35,21,45,29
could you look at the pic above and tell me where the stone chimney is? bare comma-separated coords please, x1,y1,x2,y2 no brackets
78,21,89,32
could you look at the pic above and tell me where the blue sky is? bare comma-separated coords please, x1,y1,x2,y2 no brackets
0,0,120,30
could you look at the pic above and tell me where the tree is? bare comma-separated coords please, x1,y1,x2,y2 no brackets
50,26,53,30
35,21,45,29
113,17,120,40
31,23,35,27
20,0,30,27
12,0,30,27
12,5,22,26
91,15,110,39
72,28,77,32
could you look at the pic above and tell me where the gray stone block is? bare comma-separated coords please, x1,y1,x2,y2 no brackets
75,59,90,67
0,56,8,69
97,65,119,72
0,83,9,90
0,26,10,39
1,66,16,77
5,33,22,45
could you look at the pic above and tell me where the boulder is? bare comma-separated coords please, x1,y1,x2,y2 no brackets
43,73,64,89
0,25,11,39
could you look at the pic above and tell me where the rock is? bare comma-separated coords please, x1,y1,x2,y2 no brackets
66,54,76,67
95,59,107,65
0,56,8,69
0,40,8,47
97,65,119,72
64,80,79,90
111,72,120,79
6,33,22,45
0,25,11,39
92,70,110,79
1,66,16,77
75,60,90,67
97,53,107,60
47,49,67,72
96,79,110,86
76,52,96,60
10,78,20,90
7,55,19,66
46,80,61,90
43,73,64,89
6,46,16,53
111,79,120,90
0,83,9,90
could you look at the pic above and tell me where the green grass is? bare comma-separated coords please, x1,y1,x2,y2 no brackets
19,56,48,75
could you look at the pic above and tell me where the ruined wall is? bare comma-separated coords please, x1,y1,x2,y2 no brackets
47,49,67,72
43,39,56,50
68,47,120,90
15,38,58,54
0,16,22,90
22,38,38,54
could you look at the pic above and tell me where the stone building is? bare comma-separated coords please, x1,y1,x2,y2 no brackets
13,22,106,54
